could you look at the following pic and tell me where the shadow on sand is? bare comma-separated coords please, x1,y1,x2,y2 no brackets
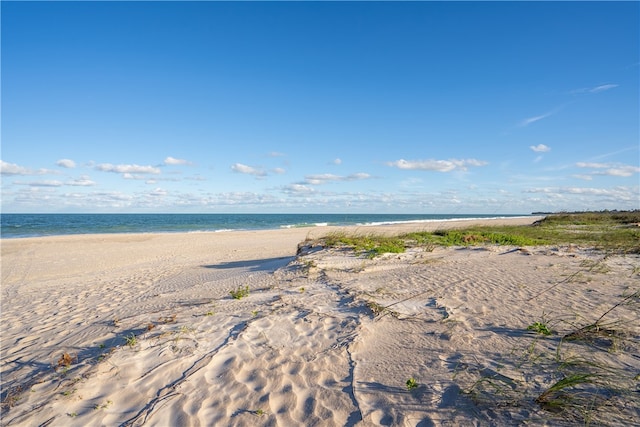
201,256,294,272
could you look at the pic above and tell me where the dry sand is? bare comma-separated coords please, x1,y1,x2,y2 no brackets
1,217,639,426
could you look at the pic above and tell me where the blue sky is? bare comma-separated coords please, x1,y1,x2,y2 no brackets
2,1,638,214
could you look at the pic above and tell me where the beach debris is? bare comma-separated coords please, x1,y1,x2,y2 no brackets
159,314,177,323
56,352,77,369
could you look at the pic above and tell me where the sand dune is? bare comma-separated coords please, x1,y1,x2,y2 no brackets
1,218,638,426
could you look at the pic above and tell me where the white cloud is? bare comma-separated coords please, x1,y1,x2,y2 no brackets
332,158,342,165
1,161,59,176
571,174,593,181
1,160,32,175
305,173,340,184
268,152,286,157
519,112,552,127
572,84,619,94
123,173,152,180
589,146,639,161
520,114,549,126
351,172,371,180
82,191,134,207
272,167,286,175
231,163,267,177
150,187,168,196
304,172,372,185
576,162,609,168
13,176,96,187
56,159,76,168
13,180,64,187
164,156,191,166
524,186,636,198
603,168,640,177
386,158,488,172
590,84,618,93
516,104,569,129
67,175,96,186
96,163,161,174
576,162,640,177
203,191,279,206
399,177,424,188
530,144,551,153
282,184,316,195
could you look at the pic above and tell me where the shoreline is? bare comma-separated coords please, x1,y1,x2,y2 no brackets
0,214,540,240
0,215,544,242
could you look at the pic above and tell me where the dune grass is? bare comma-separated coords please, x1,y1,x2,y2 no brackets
322,232,406,258
313,211,640,256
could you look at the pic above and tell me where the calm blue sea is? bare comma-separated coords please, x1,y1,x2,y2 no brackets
0,213,531,239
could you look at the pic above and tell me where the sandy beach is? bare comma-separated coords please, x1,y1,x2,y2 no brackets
1,216,638,426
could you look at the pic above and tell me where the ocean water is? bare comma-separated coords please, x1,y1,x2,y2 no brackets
0,213,531,239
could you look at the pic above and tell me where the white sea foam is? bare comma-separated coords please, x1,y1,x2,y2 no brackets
280,222,329,229
357,216,533,227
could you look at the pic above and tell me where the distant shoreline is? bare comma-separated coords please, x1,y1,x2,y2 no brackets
0,213,536,239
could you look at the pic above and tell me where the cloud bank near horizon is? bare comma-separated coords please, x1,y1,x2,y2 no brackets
2,152,638,213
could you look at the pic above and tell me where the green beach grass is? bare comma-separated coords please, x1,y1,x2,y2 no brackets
311,211,640,256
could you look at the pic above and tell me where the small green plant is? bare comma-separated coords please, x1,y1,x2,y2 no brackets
254,408,266,416
94,400,113,410
205,311,214,316
527,321,552,336
61,389,76,397
299,287,305,293
68,412,78,417
124,333,137,347
99,343,105,349
366,301,399,318
535,374,595,411
301,260,316,274
230,286,250,300
406,377,419,391
367,301,385,316
251,310,258,317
